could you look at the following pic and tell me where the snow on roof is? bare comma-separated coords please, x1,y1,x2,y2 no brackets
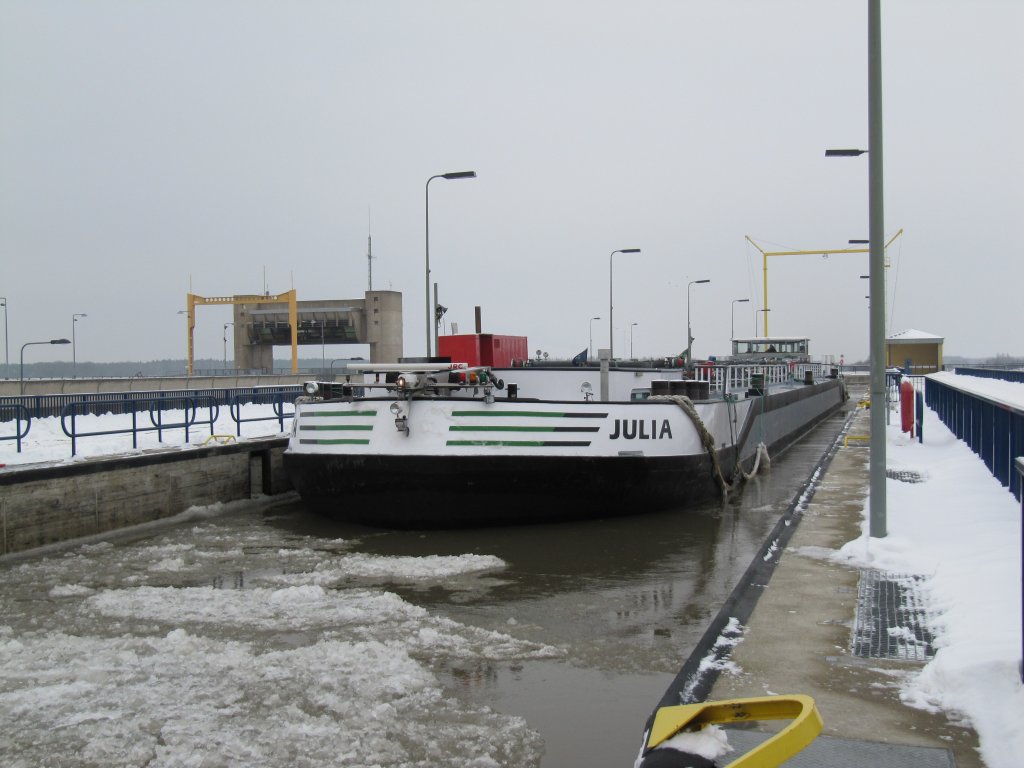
887,328,944,343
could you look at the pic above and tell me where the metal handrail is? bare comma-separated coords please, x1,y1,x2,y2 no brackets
60,395,220,457
228,391,294,436
1,385,302,422
0,403,31,453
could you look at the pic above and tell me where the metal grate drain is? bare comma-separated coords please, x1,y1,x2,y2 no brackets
852,570,936,661
886,469,928,483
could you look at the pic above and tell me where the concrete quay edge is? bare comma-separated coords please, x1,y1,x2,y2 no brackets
708,402,984,767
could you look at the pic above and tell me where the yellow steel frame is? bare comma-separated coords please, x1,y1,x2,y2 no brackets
745,230,903,336
186,290,298,375
644,694,823,767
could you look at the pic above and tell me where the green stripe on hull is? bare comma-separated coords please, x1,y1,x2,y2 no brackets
299,438,372,445
448,425,600,433
446,439,592,447
306,410,378,417
300,424,373,431
450,410,607,419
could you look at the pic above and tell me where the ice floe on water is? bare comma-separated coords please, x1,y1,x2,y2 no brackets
0,512,557,767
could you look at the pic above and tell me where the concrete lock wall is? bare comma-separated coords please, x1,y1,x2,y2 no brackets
0,437,291,556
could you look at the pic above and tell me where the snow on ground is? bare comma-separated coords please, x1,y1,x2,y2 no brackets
834,373,1024,768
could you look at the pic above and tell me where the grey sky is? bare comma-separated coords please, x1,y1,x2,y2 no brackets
2,0,1021,365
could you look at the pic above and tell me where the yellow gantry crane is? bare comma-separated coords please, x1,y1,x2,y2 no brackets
745,230,903,336
186,289,299,375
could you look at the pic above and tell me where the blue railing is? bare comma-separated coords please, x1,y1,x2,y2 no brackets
228,390,295,436
925,376,1024,501
954,366,1024,384
0,404,31,453
60,395,220,457
1,386,301,457
0,385,303,422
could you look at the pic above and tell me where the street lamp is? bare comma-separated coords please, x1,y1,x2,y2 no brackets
755,308,770,337
630,322,638,359
824,0,886,538
20,338,70,395
426,171,477,357
0,296,8,372
608,248,641,360
72,313,87,378
223,322,234,368
731,298,750,341
686,279,710,365
588,316,600,359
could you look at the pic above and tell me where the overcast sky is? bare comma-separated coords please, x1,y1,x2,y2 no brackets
1,0,1021,366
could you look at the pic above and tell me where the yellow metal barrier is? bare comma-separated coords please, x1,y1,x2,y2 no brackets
843,434,870,446
644,694,823,767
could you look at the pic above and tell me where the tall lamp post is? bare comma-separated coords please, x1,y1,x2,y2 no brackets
425,171,477,357
20,338,70,395
686,279,710,365
588,316,600,359
1,296,8,372
72,313,87,378
608,248,641,360
630,322,638,359
223,322,234,369
755,308,770,337
824,0,886,538
731,298,749,341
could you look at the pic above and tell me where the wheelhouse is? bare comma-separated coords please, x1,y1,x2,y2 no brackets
730,337,810,363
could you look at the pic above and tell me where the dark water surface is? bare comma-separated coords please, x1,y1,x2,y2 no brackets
264,407,851,767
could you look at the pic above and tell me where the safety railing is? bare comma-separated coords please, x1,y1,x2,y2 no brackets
925,375,1024,501
0,403,31,453
954,366,1024,384
228,390,295,436
694,362,840,393
61,395,220,457
1,385,303,422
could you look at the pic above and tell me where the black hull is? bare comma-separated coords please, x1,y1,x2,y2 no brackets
284,452,727,529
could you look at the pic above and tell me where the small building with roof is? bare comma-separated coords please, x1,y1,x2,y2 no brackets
886,328,944,374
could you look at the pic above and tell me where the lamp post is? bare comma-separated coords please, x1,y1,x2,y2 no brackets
686,279,710,365
589,316,600,359
0,296,8,373
755,308,770,337
824,0,886,538
731,298,749,341
20,338,70,395
223,322,234,369
425,171,477,357
72,313,87,378
630,322,638,359
608,248,641,360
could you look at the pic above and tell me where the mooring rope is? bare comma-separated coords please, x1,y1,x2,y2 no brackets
650,393,770,498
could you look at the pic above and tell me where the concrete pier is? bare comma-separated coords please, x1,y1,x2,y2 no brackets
0,437,290,555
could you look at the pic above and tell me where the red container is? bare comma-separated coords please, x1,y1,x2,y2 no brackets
439,334,528,368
